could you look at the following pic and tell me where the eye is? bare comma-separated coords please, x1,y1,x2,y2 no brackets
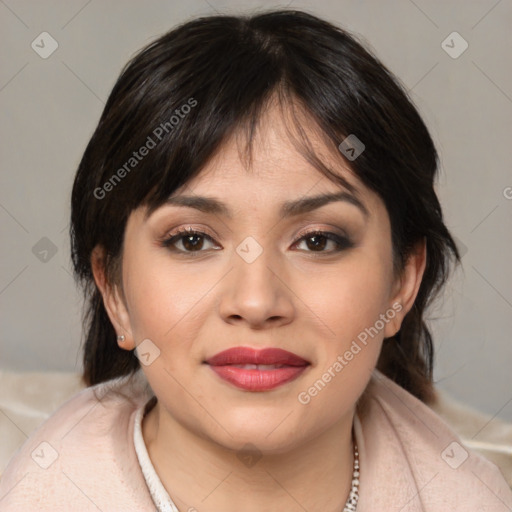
292,230,353,253
160,227,353,256
161,227,220,254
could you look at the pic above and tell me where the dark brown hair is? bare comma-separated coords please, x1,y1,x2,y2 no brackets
70,9,459,402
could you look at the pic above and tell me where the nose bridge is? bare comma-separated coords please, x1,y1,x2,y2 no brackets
218,234,294,326
233,234,278,296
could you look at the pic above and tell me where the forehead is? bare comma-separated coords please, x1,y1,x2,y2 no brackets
172,103,363,200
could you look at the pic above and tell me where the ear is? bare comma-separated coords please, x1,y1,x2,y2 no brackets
384,238,427,338
91,245,135,351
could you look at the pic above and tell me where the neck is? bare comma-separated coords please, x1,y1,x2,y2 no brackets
142,402,355,512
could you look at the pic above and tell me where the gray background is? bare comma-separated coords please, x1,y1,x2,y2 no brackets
1,0,511,421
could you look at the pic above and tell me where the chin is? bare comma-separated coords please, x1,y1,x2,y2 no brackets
207,414,309,455
223,432,302,457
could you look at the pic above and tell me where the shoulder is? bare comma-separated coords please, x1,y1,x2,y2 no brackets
356,369,512,511
0,371,157,511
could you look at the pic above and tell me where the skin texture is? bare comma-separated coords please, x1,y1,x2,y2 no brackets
92,104,426,512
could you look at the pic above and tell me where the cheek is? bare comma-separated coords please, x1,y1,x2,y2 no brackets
122,249,209,342
305,253,393,341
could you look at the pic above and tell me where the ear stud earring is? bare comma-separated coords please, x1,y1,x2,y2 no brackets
117,335,125,342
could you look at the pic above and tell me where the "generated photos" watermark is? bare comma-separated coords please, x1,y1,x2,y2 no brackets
298,302,402,404
94,97,197,200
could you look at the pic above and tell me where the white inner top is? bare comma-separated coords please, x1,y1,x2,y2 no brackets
133,402,179,512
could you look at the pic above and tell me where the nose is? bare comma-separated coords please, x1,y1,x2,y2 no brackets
217,242,295,329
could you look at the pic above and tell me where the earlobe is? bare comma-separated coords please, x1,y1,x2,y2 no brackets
91,246,135,350
384,239,427,338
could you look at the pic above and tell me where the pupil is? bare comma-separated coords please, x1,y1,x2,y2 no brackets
307,235,326,251
183,235,203,251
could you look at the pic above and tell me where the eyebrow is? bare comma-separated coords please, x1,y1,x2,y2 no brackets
161,191,369,219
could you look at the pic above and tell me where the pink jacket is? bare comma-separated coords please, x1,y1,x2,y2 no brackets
1,369,511,511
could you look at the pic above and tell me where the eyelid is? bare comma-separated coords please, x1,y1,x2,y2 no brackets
293,225,349,242
161,225,218,242
161,224,349,245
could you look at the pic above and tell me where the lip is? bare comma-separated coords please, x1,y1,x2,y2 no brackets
206,347,309,366
205,347,310,391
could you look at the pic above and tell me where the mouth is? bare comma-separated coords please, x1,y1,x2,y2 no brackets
204,347,311,391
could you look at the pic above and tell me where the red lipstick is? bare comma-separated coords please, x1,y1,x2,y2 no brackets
205,347,310,391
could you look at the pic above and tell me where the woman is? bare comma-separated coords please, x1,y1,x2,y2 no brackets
1,9,510,512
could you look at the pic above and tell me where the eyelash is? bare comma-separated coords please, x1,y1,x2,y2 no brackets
160,226,354,256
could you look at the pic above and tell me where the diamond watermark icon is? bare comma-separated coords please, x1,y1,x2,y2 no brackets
32,237,58,263
31,32,59,59
31,441,59,469
441,32,468,59
135,338,161,366
441,441,469,469
338,134,365,161
236,443,263,468
236,236,263,264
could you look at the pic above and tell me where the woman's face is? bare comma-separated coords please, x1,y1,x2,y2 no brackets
104,107,414,454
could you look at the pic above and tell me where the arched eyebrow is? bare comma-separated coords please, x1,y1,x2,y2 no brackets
281,191,368,218
157,191,369,219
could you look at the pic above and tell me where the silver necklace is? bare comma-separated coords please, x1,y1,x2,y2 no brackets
342,438,360,511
